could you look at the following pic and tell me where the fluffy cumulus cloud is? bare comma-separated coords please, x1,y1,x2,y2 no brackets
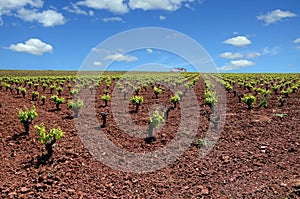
220,47,279,61
223,36,251,47
104,53,138,62
146,48,153,53
0,0,43,11
128,0,195,11
257,9,297,25
294,38,300,44
218,59,255,71
219,52,243,59
17,9,65,27
102,16,123,22
74,0,199,14
63,3,94,16
8,38,53,55
0,0,43,25
246,52,261,59
93,61,102,66
77,0,129,14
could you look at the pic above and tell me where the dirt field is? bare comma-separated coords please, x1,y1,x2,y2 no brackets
0,72,299,198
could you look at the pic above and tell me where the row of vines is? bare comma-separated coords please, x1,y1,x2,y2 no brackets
1,72,299,161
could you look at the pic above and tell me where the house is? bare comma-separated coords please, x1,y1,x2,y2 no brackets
170,68,187,72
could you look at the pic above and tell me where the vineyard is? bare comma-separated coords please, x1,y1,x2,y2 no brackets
0,70,299,198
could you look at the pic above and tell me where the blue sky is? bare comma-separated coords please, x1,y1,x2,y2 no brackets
0,0,299,73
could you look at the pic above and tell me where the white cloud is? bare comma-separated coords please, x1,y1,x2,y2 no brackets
231,60,255,67
245,47,279,59
102,16,123,22
262,46,279,56
220,47,279,61
219,52,243,59
146,48,153,53
218,59,255,71
75,0,201,13
257,9,297,25
104,53,138,62
63,3,94,16
94,61,102,66
89,10,94,16
159,15,166,20
247,46,279,58
8,38,53,55
17,9,66,27
128,0,195,11
246,52,261,59
292,39,300,49
0,0,43,25
223,36,251,47
294,38,300,44
0,0,43,11
77,0,129,14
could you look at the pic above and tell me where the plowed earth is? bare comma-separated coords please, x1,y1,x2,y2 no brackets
0,75,299,198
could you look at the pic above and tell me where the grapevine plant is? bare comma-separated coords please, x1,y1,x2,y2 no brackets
281,89,292,98
194,137,208,148
153,86,163,98
70,88,79,98
50,95,65,110
100,112,108,127
41,95,46,105
50,85,56,94
134,87,141,95
42,83,48,92
27,81,32,89
170,95,180,108
67,83,72,91
291,85,298,93
18,105,38,134
130,95,144,112
67,99,84,118
203,76,217,110
148,110,164,139
34,123,64,158
31,91,39,101
34,83,39,90
3,82,10,91
101,94,111,107
204,91,217,110
224,82,232,92
242,94,256,109
19,87,26,98
272,85,280,94
103,89,109,95
56,87,63,96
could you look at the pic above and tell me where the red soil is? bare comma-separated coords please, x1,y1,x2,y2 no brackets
0,76,299,198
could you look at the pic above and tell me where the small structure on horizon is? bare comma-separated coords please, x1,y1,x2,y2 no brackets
170,68,187,72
